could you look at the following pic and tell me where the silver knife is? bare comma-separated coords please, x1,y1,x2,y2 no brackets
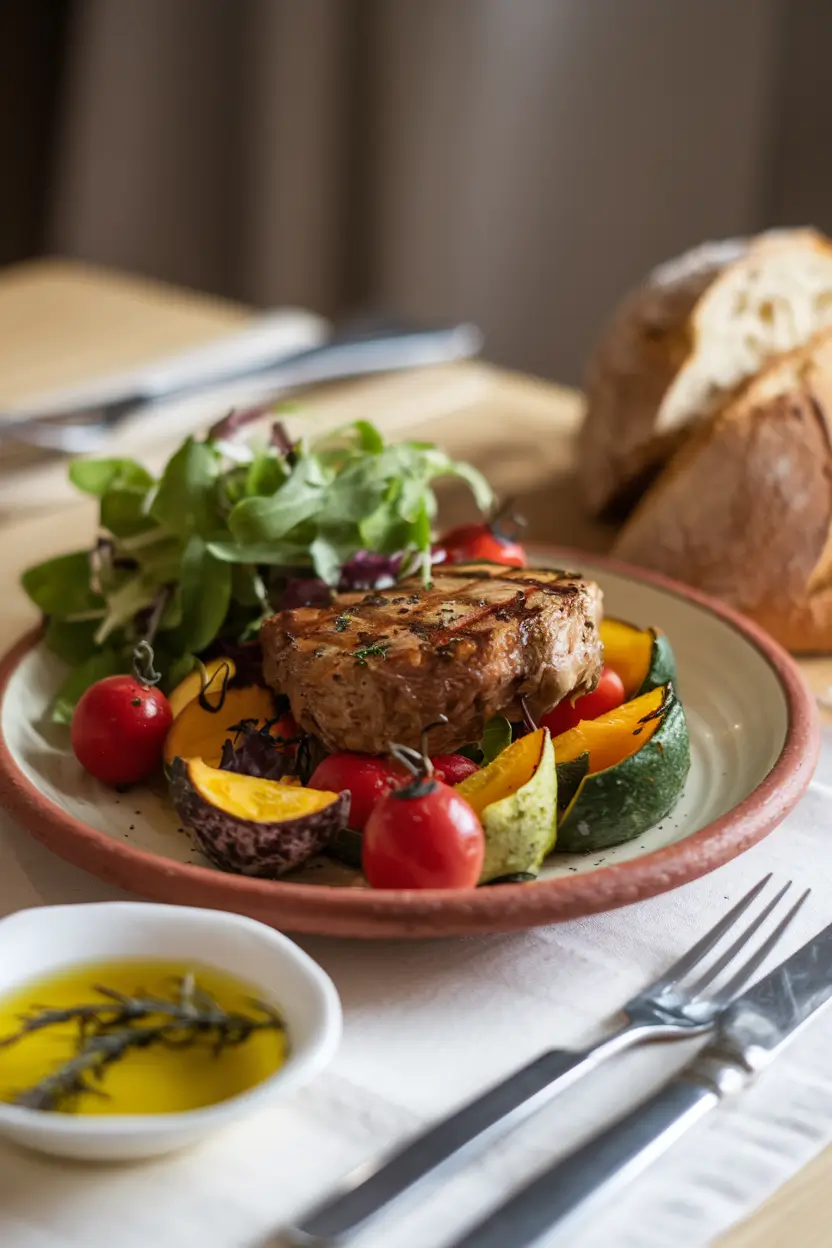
446,918,832,1248
0,321,483,454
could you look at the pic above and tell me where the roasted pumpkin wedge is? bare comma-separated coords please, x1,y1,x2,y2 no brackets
553,682,690,852
552,684,666,772
169,756,349,877
600,618,676,699
456,727,558,882
163,684,276,768
168,657,237,719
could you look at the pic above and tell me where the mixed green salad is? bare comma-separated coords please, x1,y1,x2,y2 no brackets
22,419,492,722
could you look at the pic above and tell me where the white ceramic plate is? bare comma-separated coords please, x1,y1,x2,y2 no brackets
0,549,819,938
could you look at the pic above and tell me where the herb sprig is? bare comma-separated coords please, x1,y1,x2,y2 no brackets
1,974,283,1113
22,419,492,721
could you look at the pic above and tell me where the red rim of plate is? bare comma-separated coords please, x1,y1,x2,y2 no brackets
0,546,820,938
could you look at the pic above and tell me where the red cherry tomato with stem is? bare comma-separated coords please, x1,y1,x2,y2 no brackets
540,666,626,737
308,753,406,830
71,644,173,786
363,748,484,890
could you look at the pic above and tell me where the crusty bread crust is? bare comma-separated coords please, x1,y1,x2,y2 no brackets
614,329,832,652
581,229,832,519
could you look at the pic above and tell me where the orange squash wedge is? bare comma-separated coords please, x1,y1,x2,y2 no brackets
169,756,348,877
456,728,558,882
163,684,276,768
553,682,690,853
168,657,237,720
599,618,676,699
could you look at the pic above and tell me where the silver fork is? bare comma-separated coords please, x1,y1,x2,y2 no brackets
284,875,806,1247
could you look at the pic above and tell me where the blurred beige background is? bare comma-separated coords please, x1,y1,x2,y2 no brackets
4,0,831,384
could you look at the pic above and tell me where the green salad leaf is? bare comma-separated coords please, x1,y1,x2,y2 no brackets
480,716,514,764
22,419,494,721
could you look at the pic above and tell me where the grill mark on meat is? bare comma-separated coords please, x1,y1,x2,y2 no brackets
283,569,584,655
260,564,603,753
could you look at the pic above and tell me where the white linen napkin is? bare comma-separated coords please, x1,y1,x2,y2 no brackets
1,723,831,1248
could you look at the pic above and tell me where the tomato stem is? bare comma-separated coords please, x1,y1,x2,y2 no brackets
195,659,232,713
132,640,162,688
389,743,432,781
420,714,449,760
519,694,538,733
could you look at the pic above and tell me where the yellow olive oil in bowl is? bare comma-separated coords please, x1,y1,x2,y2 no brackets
0,960,287,1115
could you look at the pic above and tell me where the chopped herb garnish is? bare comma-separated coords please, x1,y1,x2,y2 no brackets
353,642,389,666
334,614,351,632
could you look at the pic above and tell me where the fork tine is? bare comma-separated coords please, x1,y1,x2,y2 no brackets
707,888,811,1007
686,880,792,997
655,874,772,990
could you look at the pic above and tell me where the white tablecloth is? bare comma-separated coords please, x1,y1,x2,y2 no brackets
2,734,832,1248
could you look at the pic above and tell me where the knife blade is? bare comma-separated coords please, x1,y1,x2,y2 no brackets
446,918,832,1248
0,321,483,454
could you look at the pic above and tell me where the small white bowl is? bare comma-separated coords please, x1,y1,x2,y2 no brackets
0,901,341,1161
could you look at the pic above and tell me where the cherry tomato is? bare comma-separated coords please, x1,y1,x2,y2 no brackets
363,779,485,889
308,753,406,829
431,754,480,785
540,666,626,737
71,675,173,786
269,711,301,754
434,522,526,568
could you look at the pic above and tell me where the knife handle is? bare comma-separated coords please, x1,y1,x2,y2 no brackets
283,1033,642,1247
447,1079,718,1248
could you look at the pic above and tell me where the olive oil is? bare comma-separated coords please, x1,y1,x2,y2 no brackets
0,960,287,1115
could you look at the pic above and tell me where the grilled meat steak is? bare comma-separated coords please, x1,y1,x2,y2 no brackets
260,563,603,755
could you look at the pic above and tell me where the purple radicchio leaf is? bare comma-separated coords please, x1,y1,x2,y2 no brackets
337,550,406,592
219,720,299,782
279,578,333,610
201,639,266,688
269,421,299,465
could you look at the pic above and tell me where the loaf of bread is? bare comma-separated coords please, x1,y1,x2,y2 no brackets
581,229,832,519
614,329,832,652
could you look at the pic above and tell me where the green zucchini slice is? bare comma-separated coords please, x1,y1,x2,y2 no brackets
554,683,690,853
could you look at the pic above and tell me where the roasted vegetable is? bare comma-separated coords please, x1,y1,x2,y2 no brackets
168,657,237,719
456,727,558,882
163,684,276,767
169,757,349,877
599,618,676,699
553,683,690,852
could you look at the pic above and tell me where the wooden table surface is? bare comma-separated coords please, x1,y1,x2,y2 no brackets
0,257,825,1247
